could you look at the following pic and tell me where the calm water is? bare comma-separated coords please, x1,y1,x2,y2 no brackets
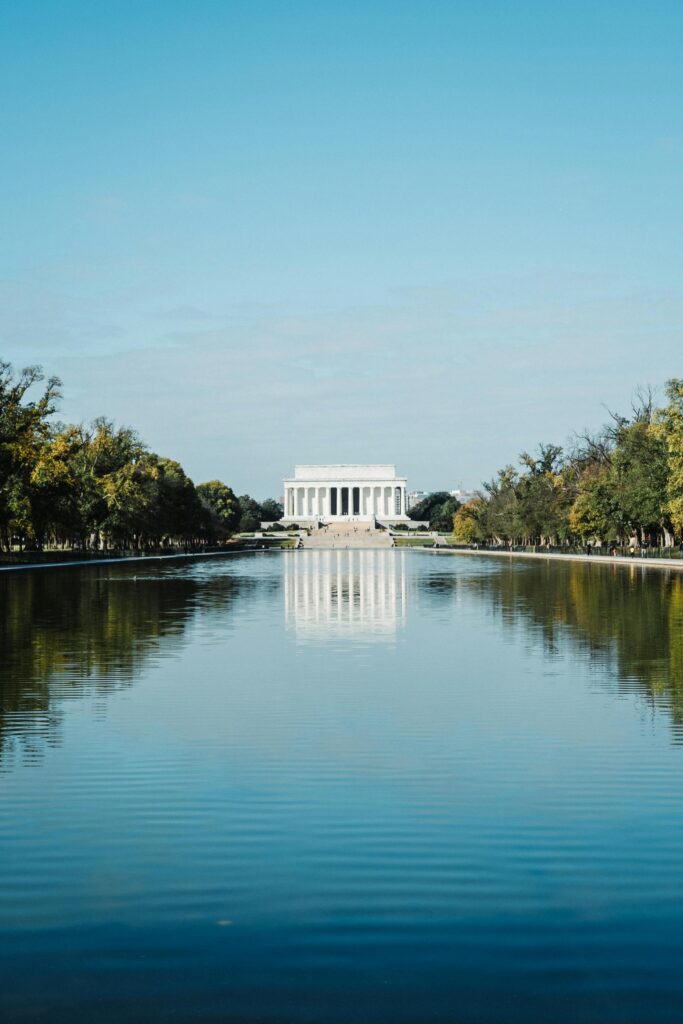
2,550,683,1023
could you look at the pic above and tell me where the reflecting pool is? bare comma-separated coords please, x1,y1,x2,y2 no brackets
2,550,683,1023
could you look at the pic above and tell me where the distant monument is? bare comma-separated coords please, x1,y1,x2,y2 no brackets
282,464,410,525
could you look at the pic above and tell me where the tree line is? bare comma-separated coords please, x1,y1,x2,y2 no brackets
0,361,281,551
453,380,683,547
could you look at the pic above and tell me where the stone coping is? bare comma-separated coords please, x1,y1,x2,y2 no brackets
0,549,248,573
421,548,683,572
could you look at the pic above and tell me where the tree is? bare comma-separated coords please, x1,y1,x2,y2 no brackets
408,491,460,530
100,456,158,546
197,480,241,538
483,467,522,542
609,420,669,541
237,494,263,533
0,362,61,548
515,445,571,544
76,419,147,547
568,466,619,540
260,498,283,522
453,498,488,543
0,361,237,552
150,457,203,541
24,426,83,549
98,453,203,547
657,379,683,536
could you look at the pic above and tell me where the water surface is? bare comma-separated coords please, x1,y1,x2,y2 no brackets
2,550,683,1023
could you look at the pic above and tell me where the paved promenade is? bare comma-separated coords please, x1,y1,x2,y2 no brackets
423,547,683,572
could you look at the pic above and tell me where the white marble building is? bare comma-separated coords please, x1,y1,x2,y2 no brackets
282,464,410,524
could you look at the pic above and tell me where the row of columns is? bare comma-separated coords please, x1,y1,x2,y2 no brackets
284,484,406,519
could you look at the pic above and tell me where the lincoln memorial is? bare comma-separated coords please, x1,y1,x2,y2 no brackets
282,464,410,524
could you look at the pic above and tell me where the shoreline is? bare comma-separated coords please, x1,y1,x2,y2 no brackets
5,544,683,575
420,547,683,572
0,548,257,574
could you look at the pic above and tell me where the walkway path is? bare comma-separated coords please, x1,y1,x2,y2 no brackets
422,547,683,572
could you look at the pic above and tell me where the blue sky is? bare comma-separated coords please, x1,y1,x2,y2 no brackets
2,1,682,497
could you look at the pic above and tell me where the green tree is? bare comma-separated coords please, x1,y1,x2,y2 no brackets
0,362,61,549
656,379,683,536
100,453,203,547
24,426,83,548
568,466,618,540
237,494,264,532
515,445,570,544
453,498,488,543
197,480,241,538
483,467,522,542
64,418,148,547
609,419,669,541
408,491,460,530
260,498,284,522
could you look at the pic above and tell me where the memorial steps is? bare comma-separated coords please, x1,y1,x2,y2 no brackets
300,522,394,550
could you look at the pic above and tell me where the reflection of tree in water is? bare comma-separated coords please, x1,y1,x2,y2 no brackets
420,560,683,727
0,562,265,765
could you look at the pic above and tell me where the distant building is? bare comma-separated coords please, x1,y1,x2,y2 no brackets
450,489,477,505
282,464,410,523
407,490,429,510
408,488,476,510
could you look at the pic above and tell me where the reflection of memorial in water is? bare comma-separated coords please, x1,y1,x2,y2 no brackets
285,549,407,641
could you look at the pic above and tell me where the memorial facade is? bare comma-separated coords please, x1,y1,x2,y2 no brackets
282,464,410,523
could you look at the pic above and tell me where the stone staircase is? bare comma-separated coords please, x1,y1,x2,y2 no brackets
300,522,394,550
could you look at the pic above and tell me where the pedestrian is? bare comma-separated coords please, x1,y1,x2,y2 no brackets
586,541,592,557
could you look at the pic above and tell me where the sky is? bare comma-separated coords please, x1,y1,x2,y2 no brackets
2,1,682,498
